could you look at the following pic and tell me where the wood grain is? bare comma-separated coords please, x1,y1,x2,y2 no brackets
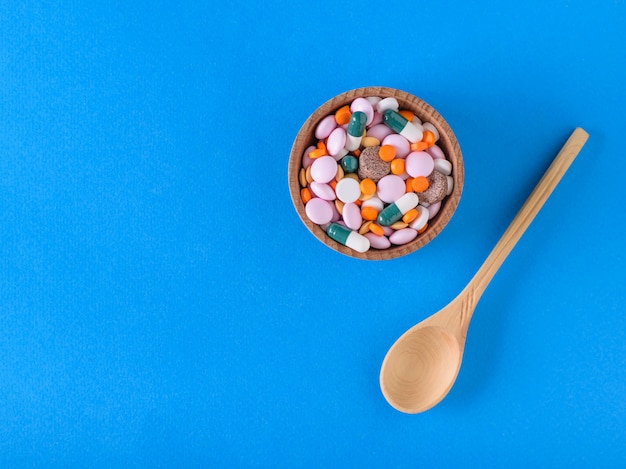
288,87,464,260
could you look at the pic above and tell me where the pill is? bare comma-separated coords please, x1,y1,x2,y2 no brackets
364,232,391,250
361,136,381,147
342,202,363,231
434,158,452,176
341,155,359,173
345,111,367,151
381,133,411,159
305,198,334,225
416,170,447,204
302,145,316,169
368,111,383,128
426,144,445,160
377,192,419,226
382,109,423,143
360,205,379,221
378,144,397,162
405,151,435,178
376,97,399,113
376,174,406,204
357,145,391,182
359,178,377,196
335,105,351,125
366,123,394,141
389,228,418,245
366,96,382,106
350,97,375,126
315,115,338,140
327,223,370,253
369,223,385,236
427,201,441,219
390,158,405,175
309,181,336,201
335,177,361,203
402,208,419,224
327,127,347,156
446,175,454,195
411,176,429,192
361,195,384,212
310,155,338,183
301,187,312,204
422,122,440,141
409,205,429,231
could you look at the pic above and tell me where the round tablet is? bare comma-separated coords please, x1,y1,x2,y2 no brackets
405,151,435,177
305,198,333,225
310,156,338,183
335,178,361,203
376,175,406,204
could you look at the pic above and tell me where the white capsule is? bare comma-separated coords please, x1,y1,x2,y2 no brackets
400,120,423,143
344,134,362,152
395,192,419,214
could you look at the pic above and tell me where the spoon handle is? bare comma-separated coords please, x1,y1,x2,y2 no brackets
468,127,589,301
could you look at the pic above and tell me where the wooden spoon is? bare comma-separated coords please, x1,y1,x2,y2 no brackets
379,128,589,414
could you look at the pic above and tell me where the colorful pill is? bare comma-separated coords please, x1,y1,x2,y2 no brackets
382,109,423,143
345,111,367,151
341,155,359,173
327,223,370,253
377,192,419,226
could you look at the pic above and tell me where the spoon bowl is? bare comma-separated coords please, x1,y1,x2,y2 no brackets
380,326,461,413
379,128,589,413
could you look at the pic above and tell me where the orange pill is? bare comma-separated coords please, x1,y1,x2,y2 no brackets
335,105,352,125
411,176,429,192
405,177,414,192
418,222,429,234
390,158,405,175
402,208,418,224
329,179,337,191
317,140,328,153
369,223,385,236
411,141,430,152
378,144,396,162
422,130,436,147
301,187,312,204
361,206,379,221
309,148,326,159
398,109,414,121
360,178,377,196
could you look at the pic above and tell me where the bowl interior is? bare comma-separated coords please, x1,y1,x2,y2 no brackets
288,86,464,260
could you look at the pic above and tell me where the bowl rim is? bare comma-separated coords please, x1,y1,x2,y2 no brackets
288,86,464,260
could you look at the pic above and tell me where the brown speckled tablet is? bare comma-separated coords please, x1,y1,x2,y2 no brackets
357,146,390,182
416,170,448,204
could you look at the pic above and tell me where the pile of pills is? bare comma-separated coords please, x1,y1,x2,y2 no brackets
298,95,454,253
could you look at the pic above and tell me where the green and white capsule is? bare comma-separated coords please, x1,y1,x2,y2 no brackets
377,192,419,226
382,109,423,143
327,223,370,253
345,111,367,151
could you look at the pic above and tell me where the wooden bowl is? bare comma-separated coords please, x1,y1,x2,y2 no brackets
288,86,464,260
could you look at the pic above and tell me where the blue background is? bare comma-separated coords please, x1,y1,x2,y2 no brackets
1,0,625,466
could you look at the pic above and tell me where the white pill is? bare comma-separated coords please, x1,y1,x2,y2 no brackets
446,176,454,196
409,205,429,231
335,178,361,203
434,158,452,176
376,97,399,113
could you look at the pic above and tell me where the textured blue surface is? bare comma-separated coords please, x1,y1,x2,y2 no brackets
1,0,625,466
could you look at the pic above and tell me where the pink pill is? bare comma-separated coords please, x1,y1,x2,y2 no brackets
365,232,391,249
426,144,445,160
389,228,418,245
305,198,333,225
310,156,338,183
382,133,411,158
427,201,442,219
309,181,336,201
315,115,337,140
326,127,347,156
376,175,406,203
302,145,316,169
368,111,383,128
350,97,375,126
366,124,394,142
405,151,435,177
342,202,362,231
